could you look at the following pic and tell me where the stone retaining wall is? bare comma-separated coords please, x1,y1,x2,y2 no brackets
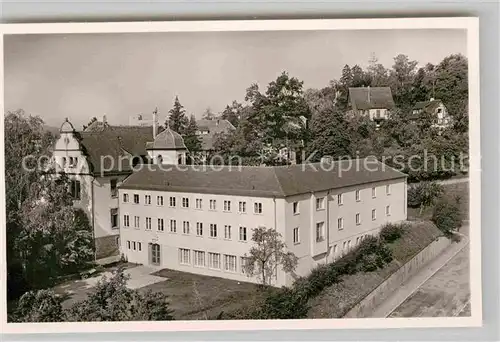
343,236,452,318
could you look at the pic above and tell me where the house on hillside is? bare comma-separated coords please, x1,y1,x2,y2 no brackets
52,114,188,261
195,119,235,156
410,98,451,128
118,157,407,287
348,86,395,125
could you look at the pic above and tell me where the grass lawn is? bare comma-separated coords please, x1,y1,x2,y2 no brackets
408,182,469,221
142,269,261,320
307,221,443,318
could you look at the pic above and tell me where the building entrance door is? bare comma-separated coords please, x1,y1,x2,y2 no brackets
150,243,161,266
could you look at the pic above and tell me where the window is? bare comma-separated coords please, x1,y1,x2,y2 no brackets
123,193,129,203
145,217,152,230
138,242,142,251
195,198,202,209
347,240,351,251
133,241,136,250
386,184,391,195
133,194,139,204
338,217,344,230
209,199,217,210
123,214,130,227
182,197,189,208
210,224,217,238
74,157,78,167
134,216,140,228
70,180,81,200
223,200,231,212
170,219,177,233
356,237,360,245
338,193,343,205
386,205,391,216
110,208,118,229
238,201,246,213
157,196,163,206
208,252,221,269
183,221,190,234
157,155,163,164
332,244,338,261
356,213,361,225
196,222,203,236
293,227,300,244
169,196,176,207
254,202,262,214
372,187,376,198
179,248,190,265
239,226,247,241
110,179,118,198
224,255,237,272
151,243,161,265
224,225,232,239
193,250,205,267
69,157,74,167
316,222,325,242
127,240,131,249
372,209,376,221
145,195,151,205
355,190,361,202
158,218,164,231
316,197,325,210
293,202,299,215
342,241,347,254
240,257,248,274
62,157,66,167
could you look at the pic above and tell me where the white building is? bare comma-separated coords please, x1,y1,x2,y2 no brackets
348,86,395,123
411,98,451,128
118,158,407,287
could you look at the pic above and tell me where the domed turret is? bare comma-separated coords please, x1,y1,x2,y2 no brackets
60,117,75,133
146,127,187,165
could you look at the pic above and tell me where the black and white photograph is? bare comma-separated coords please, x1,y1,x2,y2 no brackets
0,18,480,333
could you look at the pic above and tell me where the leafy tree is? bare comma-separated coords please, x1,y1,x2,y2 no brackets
67,267,174,321
389,54,418,109
433,54,468,114
367,53,390,87
407,181,444,214
307,107,352,161
183,115,202,152
13,290,64,322
243,226,298,286
220,101,243,127
432,199,462,235
351,65,370,87
167,96,189,134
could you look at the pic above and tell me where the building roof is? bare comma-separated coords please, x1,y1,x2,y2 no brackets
412,99,443,111
60,118,75,133
146,127,187,150
77,125,154,175
196,119,235,151
119,157,407,198
349,87,395,110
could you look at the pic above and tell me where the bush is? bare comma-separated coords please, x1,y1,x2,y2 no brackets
14,290,64,322
407,182,444,210
432,200,462,235
256,287,309,319
380,223,406,243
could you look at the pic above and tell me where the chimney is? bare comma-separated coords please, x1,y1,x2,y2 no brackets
152,107,158,139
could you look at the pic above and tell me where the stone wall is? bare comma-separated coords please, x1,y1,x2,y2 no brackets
343,236,452,318
95,234,120,260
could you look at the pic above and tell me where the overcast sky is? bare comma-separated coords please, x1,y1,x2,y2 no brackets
4,29,466,128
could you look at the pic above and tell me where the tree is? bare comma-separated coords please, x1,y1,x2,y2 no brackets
220,101,243,127
13,290,64,322
389,54,418,109
433,54,468,115
67,267,174,321
432,199,462,235
82,117,97,130
183,115,203,163
351,65,370,87
167,96,189,134
243,227,298,286
407,181,444,214
201,107,216,121
367,53,389,87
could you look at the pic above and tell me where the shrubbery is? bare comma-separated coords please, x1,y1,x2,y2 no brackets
407,181,444,213
380,223,407,243
432,199,462,235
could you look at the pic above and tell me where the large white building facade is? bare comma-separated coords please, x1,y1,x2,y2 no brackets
118,160,407,287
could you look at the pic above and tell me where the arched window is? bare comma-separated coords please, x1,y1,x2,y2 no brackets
62,157,67,167
178,154,183,165
69,157,74,167
157,155,163,164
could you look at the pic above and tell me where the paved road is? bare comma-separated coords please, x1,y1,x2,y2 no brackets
436,177,469,185
388,244,470,318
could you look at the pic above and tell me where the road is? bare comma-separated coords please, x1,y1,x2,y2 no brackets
388,244,470,318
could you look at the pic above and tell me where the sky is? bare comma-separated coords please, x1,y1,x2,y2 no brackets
4,29,466,128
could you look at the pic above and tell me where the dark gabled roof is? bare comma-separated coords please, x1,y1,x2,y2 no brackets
349,87,395,110
77,125,153,175
413,99,443,111
119,158,407,198
196,119,235,151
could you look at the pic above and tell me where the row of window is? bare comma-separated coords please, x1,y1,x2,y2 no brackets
126,240,142,251
122,216,249,241
122,194,263,214
292,185,392,214
330,234,372,261
178,249,248,274
292,205,392,244
61,156,79,168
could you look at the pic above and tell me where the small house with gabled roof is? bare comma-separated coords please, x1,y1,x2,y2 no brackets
348,86,395,123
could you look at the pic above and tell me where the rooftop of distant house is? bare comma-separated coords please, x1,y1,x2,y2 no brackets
349,86,395,111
